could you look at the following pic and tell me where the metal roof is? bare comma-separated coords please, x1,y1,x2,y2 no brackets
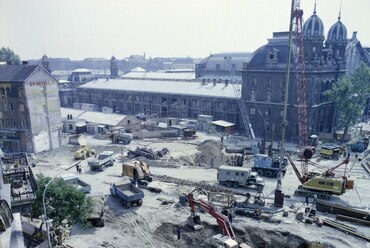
122,71,195,80
212,120,235,127
79,78,240,99
0,65,39,82
61,108,130,126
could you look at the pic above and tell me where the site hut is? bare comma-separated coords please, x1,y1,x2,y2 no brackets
61,107,141,135
75,78,240,127
212,120,235,136
0,63,62,153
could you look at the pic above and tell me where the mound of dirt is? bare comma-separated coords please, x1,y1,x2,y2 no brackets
193,140,225,168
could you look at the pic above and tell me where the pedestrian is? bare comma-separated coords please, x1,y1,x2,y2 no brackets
76,164,79,173
228,211,233,224
176,225,181,240
305,195,309,206
78,167,82,174
312,194,318,207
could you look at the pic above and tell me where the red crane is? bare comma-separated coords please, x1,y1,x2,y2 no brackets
187,191,235,239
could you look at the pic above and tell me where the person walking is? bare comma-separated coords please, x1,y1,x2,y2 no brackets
76,164,80,173
304,195,309,206
228,211,233,224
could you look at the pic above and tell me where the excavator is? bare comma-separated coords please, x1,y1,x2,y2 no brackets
286,154,354,199
186,189,251,248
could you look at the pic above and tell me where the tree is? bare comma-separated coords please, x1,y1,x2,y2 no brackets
31,174,92,228
0,47,21,65
325,64,370,142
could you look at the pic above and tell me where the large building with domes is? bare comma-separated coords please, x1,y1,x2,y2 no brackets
241,6,351,141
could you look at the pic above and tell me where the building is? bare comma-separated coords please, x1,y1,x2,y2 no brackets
0,64,62,153
242,7,348,141
346,31,370,74
76,78,240,125
60,107,141,134
121,70,195,81
195,52,253,81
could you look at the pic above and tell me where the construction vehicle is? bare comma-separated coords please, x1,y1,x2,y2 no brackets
74,145,95,160
110,127,133,144
60,174,91,193
122,160,152,185
187,189,251,248
110,177,144,208
88,151,114,171
320,144,343,159
287,154,354,199
217,165,264,191
349,137,369,153
86,194,105,227
252,154,288,178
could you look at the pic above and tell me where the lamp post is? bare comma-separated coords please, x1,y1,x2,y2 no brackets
42,162,79,248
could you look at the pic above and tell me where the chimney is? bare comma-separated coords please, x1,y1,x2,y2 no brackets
202,78,206,85
22,61,28,65
352,31,357,40
225,79,229,87
6,61,12,65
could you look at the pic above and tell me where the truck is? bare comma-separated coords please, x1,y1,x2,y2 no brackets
60,174,91,193
122,160,152,185
86,194,106,227
349,137,369,153
110,178,144,208
217,165,265,190
251,154,288,178
110,128,133,144
88,151,114,171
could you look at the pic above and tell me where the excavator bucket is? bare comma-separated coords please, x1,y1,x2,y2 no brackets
187,215,203,230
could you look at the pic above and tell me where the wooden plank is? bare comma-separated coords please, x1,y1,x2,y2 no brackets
336,214,370,226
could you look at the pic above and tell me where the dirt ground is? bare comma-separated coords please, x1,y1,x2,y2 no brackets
30,132,370,248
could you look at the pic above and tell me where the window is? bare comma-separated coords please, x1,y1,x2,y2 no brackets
171,98,177,104
265,109,270,116
250,108,256,115
241,173,245,176
251,78,257,87
318,181,325,185
22,120,27,127
161,97,167,104
0,88,4,96
3,103,8,111
327,182,334,186
226,171,230,175
12,120,16,126
68,124,73,130
9,103,13,111
251,90,256,101
235,172,239,176
0,119,3,126
19,104,25,112
182,99,187,106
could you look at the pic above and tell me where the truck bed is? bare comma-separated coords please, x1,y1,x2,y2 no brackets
111,182,144,203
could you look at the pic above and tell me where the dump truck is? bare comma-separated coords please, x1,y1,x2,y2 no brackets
252,154,288,178
74,145,95,160
110,178,144,208
122,160,152,185
349,137,369,153
60,174,91,193
88,151,114,171
86,194,105,227
217,165,265,190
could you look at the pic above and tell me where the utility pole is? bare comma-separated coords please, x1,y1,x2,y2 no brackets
274,0,295,207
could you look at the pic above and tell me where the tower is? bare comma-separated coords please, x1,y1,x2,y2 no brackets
41,54,51,73
110,56,118,78
326,13,348,62
302,2,325,63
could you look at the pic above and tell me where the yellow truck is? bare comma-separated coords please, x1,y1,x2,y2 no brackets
122,161,152,184
319,144,343,159
74,146,96,160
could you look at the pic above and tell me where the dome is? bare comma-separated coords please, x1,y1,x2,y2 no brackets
303,12,324,38
111,56,117,61
327,17,347,42
41,54,48,60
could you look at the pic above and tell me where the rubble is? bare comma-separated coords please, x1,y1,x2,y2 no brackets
193,140,226,168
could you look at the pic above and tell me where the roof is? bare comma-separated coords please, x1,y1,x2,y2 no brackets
122,71,195,80
131,67,146,72
218,165,251,172
61,108,131,126
0,64,39,82
212,120,235,127
79,78,240,99
72,68,91,73
198,52,253,71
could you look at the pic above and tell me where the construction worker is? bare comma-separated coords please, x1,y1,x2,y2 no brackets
312,194,318,207
76,164,80,173
304,195,309,205
228,211,233,224
177,225,181,240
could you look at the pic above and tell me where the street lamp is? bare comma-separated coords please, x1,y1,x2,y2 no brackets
42,162,79,248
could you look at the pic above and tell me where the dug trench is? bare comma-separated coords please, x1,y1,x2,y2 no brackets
153,221,334,248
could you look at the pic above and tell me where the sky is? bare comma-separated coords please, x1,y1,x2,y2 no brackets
0,0,369,60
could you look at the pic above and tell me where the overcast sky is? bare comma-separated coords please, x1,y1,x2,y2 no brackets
0,0,369,60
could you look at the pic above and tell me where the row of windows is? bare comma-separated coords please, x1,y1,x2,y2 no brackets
0,103,25,112
226,171,246,177
0,118,27,127
0,87,24,97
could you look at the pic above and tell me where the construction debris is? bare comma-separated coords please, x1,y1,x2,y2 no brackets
193,140,225,167
323,218,370,242
316,200,370,221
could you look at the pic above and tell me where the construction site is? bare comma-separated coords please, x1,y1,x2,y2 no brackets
1,1,370,248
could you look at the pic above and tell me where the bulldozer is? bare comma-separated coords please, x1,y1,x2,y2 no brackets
122,160,152,185
74,145,95,160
